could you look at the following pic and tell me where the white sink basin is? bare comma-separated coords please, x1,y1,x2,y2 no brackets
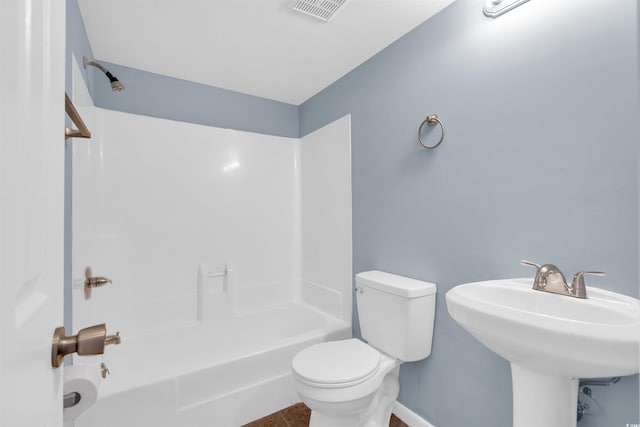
446,278,640,427
446,278,640,378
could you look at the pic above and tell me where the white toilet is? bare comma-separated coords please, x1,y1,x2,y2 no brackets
292,270,437,427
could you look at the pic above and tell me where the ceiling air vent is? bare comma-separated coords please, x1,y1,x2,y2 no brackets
290,0,349,22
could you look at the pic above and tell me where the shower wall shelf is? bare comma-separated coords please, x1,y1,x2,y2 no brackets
65,93,91,139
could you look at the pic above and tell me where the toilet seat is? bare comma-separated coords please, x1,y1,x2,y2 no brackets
292,339,381,388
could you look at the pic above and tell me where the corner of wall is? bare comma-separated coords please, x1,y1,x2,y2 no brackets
299,115,352,324
66,0,95,101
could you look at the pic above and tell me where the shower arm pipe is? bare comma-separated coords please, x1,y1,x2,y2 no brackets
83,56,125,92
84,58,108,74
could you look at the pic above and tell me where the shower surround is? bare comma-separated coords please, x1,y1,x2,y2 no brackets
71,107,352,426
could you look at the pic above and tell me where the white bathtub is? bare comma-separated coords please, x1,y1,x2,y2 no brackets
75,303,350,427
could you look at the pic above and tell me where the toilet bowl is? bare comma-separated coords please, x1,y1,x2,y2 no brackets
293,339,401,427
292,271,437,427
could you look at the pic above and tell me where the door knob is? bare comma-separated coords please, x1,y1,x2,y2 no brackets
51,323,121,368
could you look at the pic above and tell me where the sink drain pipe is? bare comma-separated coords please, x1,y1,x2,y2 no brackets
577,377,621,422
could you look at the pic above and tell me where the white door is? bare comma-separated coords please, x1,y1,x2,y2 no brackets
0,1,66,426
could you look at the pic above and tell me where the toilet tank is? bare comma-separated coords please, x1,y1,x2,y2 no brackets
355,270,437,362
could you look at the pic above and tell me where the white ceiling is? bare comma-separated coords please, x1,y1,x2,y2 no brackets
78,0,455,105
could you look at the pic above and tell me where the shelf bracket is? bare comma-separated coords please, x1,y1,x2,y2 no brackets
64,93,91,139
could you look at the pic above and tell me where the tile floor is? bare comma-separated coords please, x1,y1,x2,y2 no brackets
242,403,409,427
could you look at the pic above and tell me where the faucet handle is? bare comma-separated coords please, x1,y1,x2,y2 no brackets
51,323,121,368
76,324,108,356
571,270,606,299
520,260,546,290
520,260,541,270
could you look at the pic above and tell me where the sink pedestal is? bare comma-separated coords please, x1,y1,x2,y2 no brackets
511,364,578,427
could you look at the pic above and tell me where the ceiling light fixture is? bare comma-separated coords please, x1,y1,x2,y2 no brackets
483,0,530,18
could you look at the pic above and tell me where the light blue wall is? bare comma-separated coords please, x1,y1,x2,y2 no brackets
66,0,93,95
90,62,299,138
300,0,639,426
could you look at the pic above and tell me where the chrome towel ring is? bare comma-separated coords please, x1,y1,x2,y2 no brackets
418,114,445,149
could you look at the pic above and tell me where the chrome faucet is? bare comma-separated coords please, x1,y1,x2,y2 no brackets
520,260,605,299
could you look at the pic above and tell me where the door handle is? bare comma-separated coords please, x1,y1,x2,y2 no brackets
51,323,121,368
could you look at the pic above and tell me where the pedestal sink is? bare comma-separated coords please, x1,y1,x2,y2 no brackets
446,278,640,427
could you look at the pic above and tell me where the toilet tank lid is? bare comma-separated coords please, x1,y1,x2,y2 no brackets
355,270,436,298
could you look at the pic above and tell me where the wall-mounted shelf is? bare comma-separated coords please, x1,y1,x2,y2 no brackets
65,93,91,139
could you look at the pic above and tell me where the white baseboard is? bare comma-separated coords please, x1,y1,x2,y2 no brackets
392,401,435,427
